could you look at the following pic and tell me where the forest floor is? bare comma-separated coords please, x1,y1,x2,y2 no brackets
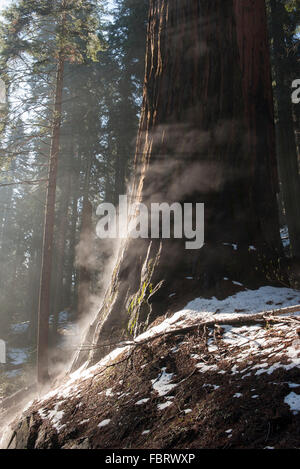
1,284,300,449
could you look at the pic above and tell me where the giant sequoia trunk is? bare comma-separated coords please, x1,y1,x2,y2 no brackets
269,0,300,259
73,0,283,369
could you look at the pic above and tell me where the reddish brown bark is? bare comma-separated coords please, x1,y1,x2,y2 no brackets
73,0,283,369
234,0,281,249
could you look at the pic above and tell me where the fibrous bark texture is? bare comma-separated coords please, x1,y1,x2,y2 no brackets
72,0,283,369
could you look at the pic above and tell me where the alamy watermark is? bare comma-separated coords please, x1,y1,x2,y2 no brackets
96,196,204,250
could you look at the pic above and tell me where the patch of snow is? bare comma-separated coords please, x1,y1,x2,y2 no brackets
40,346,132,404
98,419,111,428
184,409,192,414
135,286,300,343
223,243,238,251
255,353,300,376
157,401,173,411
135,398,150,405
142,430,150,435
284,392,300,414
38,409,47,420
184,286,300,317
10,322,29,334
233,393,242,398
197,363,218,373
39,403,66,432
151,368,178,397
207,338,218,353
8,348,29,366
288,383,300,389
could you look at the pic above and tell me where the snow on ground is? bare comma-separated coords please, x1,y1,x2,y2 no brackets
32,285,300,411
284,392,300,415
39,345,132,405
136,286,300,344
157,401,173,411
184,286,300,316
10,322,29,334
8,348,29,366
38,403,66,432
135,398,150,405
7,285,299,440
223,243,238,250
79,419,89,425
151,368,178,397
98,419,111,428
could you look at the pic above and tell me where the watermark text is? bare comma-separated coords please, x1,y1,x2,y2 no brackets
96,196,204,250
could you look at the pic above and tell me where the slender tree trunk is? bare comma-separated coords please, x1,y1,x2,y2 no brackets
269,0,300,258
64,186,79,309
37,49,65,385
77,151,94,317
28,234,42,345
72,0,283,370
77,198,93,319
53,169,71,336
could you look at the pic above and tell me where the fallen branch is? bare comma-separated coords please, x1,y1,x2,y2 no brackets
78,304,300,353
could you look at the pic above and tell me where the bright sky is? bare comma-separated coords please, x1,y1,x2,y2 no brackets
0,0,12,9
